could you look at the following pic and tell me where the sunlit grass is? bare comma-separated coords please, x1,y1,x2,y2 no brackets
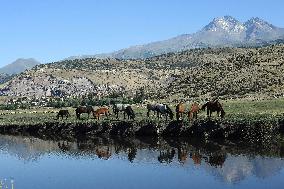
0,98,283,126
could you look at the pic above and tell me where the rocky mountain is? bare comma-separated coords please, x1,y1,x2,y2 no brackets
1,44,284,100
0,73,12,84
0,58,41,75
67,16,284,60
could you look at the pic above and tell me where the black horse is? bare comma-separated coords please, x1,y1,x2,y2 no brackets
75,106,94,119
56,110,70,119
201,100,225,118
125,106,135,120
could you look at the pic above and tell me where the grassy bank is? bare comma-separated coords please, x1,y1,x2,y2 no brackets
0,98,283,126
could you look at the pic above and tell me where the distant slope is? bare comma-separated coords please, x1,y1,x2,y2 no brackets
0,58,41,75
67,16,284,60
1,44,284,100
0,73,12,84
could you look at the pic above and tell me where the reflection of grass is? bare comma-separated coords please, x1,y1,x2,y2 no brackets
0,98,284,126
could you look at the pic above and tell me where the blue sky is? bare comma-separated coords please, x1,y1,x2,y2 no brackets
1,0,284,66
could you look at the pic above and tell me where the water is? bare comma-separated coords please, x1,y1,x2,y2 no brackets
0,135,284,189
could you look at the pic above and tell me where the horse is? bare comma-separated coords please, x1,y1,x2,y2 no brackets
176,102,185,120
125,106,135,120
112,103,135,120
147,103,174,120
56,110,70,119
75,106,94,119
201,100,225,118
146,103,157,117
188,102,200,120
93,107,109,120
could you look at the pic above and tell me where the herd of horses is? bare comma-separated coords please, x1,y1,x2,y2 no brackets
56,100,226,121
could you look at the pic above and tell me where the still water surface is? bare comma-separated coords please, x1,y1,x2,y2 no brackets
0,135,284,189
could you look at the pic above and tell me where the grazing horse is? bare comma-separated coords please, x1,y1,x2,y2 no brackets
112,103,134,119
56,110,70,119
93,107,109,120
146,104,157,117
125,106,135,120
176,102,185,120
188,102,200,120
75,106,94,119
147,103,174,120
201,100,225,118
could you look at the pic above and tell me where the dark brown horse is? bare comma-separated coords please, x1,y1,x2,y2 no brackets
75,106,94,119
56,110,70,119
188,103,200,120
93,107,109,120
176,102,185,120
201,100,225,118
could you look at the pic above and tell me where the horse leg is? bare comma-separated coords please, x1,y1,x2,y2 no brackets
207,109,210,117
123,111,126,119
147,110,150,117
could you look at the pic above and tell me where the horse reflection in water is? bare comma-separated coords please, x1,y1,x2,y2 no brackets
127,148,137,163
95,147,111,160
58,141,71,152
205,153,227,168
178,147,189,164
191,152,202,165
158,149,175,163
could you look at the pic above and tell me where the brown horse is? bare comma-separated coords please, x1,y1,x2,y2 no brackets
201,100,225,118
93,107,109,120
175,102,185,120
75,106,94,119
188,102,200,120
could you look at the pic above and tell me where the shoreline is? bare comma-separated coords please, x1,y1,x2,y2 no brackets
0,117,283,144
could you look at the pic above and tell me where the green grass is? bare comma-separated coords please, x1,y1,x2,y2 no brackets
0,98,284,126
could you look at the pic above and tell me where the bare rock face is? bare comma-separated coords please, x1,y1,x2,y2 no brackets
1,44,284,100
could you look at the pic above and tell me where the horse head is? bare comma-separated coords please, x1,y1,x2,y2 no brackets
165,105,174,120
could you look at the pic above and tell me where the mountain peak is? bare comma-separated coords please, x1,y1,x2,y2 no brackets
0,58,41,75
204,16,245,33
245,17,275,28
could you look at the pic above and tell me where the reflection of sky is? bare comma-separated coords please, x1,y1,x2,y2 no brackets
0,135,284,189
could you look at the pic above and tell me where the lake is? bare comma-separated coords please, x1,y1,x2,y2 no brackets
0,134,284,189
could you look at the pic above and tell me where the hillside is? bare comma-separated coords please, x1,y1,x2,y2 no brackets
1,44,284,101
0,58,41,75
67,16,284,60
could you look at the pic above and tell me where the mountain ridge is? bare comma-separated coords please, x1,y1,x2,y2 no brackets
67,16,284,60
0,58,41,75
